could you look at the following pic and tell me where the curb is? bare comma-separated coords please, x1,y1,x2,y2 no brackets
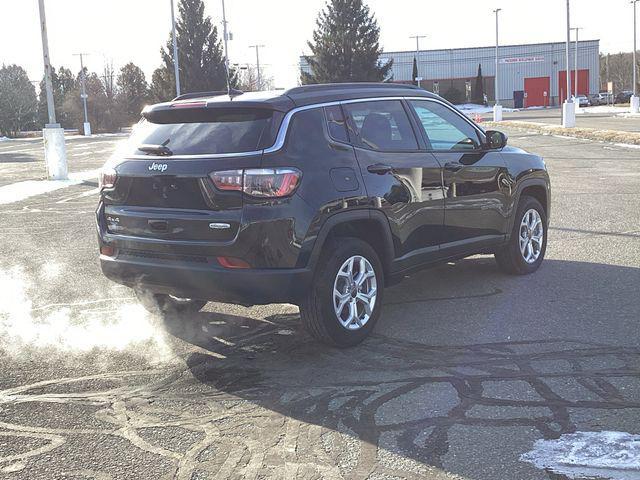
483,120,640,146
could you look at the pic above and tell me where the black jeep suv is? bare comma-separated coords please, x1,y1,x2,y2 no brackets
97,83,550,346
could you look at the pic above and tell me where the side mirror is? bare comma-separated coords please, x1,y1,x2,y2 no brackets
484,130,508,150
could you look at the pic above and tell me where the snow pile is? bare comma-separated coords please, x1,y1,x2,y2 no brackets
576,105,629,115
0,265,172,361
0,169,98,205
521,431,640,480
0,136,10,142
455,104,518,114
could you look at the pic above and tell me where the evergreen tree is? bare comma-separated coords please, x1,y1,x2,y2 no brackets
0,64,37,137
149,0,235,101
37,66,75,128
302,0,392,84
116,62,149,124
412,57,419,87
472,63,485,105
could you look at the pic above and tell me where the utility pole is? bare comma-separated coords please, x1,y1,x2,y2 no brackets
221,0,232,96
73,53,91,136
170,0,181,97
562,0,576,127
571,27,582,102
37,0,67,180
249,44,265,90
409,35,426,88
493,8,502,121
632,0,639,113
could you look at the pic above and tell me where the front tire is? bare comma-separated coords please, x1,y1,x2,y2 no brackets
300,237,384,347
495,195,547,275
134,290,207,315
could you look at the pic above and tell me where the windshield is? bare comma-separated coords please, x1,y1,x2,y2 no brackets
126,109,279,156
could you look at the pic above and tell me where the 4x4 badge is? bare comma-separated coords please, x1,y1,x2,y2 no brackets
148,163,168,172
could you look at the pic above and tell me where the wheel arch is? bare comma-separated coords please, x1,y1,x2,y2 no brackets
507,177,551,237
305,210,395,280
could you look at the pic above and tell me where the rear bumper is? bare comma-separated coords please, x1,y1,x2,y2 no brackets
100,255,312,306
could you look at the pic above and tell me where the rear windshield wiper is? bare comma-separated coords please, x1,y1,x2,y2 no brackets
138,142,173,156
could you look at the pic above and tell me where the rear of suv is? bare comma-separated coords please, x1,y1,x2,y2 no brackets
98,83,550,347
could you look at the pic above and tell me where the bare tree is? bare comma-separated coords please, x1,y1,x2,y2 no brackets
235,64,274,92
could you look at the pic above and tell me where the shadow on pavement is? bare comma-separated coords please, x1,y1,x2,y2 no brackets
159,258,640,477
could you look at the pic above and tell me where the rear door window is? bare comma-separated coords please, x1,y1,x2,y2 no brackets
128,109,280,156
342,100,419,152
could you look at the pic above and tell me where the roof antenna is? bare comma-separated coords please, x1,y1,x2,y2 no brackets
221,0,232,99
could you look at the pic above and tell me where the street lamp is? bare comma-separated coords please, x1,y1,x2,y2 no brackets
73,53,91,136
249,44,265,91
571,27,582,102
170,0,181,97
221,0,232,96
562,0,576,128
493,8,502,122
409,35,426,88
37,0,67,180
631,0,639,113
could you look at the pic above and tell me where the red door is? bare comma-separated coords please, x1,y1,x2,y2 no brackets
559,69,589,103
524,77,550,107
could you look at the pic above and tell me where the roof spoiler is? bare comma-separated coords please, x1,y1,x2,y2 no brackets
173,89,244,101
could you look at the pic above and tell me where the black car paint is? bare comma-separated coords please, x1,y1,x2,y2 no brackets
98,84,550,306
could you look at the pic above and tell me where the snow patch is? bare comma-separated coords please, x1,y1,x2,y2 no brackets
0,136,10,142
0,169,98,205
521,431,640,480
576,106,630,115
456,103,519,115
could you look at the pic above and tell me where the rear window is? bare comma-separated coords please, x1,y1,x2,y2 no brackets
127,108,281,156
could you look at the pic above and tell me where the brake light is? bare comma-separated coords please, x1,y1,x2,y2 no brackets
171,101,207,109
100,245,116,257
99,167,117,190
209,168,301,198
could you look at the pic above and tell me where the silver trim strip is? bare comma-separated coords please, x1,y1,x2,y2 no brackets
123,96,484,161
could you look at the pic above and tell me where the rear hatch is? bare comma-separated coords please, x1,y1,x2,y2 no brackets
101,102,283,244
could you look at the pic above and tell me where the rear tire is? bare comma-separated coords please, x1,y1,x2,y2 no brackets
300,237,384,347
134,290,207,315
495,195,547,275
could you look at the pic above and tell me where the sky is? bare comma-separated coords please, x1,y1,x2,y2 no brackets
0,0,635,90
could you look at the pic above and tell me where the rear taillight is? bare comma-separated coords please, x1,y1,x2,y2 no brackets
217,256,251,269
209,168,301,198
99,167,117,190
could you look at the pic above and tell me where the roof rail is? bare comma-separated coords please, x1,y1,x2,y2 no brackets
284,82,420,96
172,89,244,101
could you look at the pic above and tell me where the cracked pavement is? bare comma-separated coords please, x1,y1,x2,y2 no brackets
0,129,639,479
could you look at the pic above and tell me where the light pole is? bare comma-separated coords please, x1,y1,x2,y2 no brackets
562,0,576,127
409,35,426,88
631,0,639,113
170,0,181,97
249,44,265,90
571,27,582,102
221,0,232,96
37,0,67,180
493,8,502,121
73,53,91,136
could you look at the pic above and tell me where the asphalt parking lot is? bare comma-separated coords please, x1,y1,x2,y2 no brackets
0,130,639,479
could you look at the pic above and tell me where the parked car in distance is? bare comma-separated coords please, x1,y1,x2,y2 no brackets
615,91,634,104
97,83,551,347
575,95,591,107
589,93,612,106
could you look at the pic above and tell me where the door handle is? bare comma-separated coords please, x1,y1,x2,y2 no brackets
367,164,393,175
444,162,464,172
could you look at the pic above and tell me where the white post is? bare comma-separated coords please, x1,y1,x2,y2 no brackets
563,0,576,128
37,0,67,180
493,8,503,122
631,0,639,113
170,0,181,97
75,53,91,136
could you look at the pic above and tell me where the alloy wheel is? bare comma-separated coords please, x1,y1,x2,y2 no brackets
519,208,544,264
333,255,378,330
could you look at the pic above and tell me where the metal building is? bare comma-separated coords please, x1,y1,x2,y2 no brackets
300,40,600,108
